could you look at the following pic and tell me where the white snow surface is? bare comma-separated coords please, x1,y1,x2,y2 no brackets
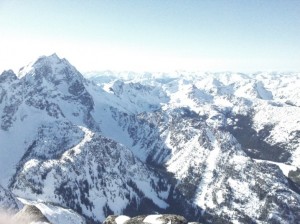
194,130,221,209
115,215,130,224
17,198,86,224
143,215,164,224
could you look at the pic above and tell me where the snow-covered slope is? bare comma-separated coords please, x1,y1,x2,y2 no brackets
10,123,170,222
88,70,300,223
15,198,86,224
0,55,299,223
0,185,18,212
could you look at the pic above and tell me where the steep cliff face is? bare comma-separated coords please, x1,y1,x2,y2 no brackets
0,55,299,223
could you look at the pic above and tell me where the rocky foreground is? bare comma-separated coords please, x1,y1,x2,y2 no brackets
0,203,199,224
103,214,202,224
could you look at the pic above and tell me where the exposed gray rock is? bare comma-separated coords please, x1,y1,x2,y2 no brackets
125,215,147,224
103,214,200,224
102,215,119,224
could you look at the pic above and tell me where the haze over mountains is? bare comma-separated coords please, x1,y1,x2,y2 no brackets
0,54,299,224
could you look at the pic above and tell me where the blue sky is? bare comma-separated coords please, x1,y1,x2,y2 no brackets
0,0,300,73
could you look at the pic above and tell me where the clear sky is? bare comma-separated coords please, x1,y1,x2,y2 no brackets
0,0,300,73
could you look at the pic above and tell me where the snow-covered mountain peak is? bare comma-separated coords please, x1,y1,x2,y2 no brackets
35,53,61,64
17,53,83,83
0,70,17,83
15,53,92,111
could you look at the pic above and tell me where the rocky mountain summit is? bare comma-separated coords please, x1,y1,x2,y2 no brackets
103,214,202,224
0,54,300,223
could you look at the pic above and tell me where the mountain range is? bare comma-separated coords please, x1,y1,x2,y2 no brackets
0,54,299,224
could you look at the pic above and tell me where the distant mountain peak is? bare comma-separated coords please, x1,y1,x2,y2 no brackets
35,53,63,65
0,70,17,83
49,52,59,59
18,53,62,78
17,53,83,83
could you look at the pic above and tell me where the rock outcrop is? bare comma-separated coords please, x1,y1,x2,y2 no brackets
103,214,203,224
